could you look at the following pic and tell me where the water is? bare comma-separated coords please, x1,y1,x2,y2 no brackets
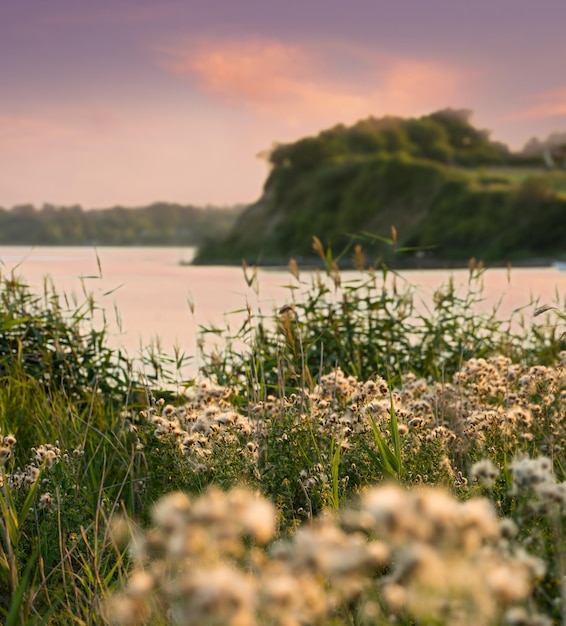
1,246,565,363
0,246,296,363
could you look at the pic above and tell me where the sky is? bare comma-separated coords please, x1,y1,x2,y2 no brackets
2,0,566,209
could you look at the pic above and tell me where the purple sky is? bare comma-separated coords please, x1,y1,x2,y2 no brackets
3,0,566,209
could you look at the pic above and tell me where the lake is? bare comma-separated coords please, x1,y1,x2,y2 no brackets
1,246,565,368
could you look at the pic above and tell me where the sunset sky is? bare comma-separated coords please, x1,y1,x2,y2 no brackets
3,0,566,209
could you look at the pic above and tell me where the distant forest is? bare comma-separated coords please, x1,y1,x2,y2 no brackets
0,203,244,246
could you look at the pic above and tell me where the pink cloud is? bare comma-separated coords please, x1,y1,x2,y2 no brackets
162,38,355,119
508,88,566,120
160,37,467,126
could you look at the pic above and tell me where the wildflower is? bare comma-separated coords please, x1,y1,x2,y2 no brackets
152,492,191,534
32,444,60,468
127,570,154,596
107,595,148,626
25,466,41,485
536,481,566,508
171,565,256,626
38,492,53,511
238,493,276,544
163,404,175,417
8,471,24,489
509,456,554,494
383,583,407,613
3,434,16,447
486,563,530,604
471,459,500,488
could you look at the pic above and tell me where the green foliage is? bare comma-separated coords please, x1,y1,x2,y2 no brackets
268,108,508,171
195,110,566,265
0,274,130,408
367,396,403,481
410,174,566,260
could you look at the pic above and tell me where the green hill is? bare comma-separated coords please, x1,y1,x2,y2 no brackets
194,109,566,266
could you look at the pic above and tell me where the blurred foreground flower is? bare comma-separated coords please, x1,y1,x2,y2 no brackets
107,484,545,626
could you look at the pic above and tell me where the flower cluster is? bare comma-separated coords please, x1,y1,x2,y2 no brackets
508,456,566,514
108,484,546,626
471,459,500,488
0,433,80,509
0,431,17,465
133,356,565,463
6,441,62,490
356,484,545,624
128,380,256,461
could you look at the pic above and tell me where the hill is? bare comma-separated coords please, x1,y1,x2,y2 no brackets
194,109,566,266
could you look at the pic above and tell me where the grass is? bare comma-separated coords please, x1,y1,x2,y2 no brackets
0,252,565,625
471,165,566,197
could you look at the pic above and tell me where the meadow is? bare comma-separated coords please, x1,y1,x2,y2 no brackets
1,244,565,625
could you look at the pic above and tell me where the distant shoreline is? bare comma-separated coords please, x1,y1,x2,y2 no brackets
187,255,565,271
3,244,563,271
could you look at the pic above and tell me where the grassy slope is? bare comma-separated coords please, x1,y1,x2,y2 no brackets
195,158,566,266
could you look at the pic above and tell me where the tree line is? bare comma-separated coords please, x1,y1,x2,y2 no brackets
0,202,243,246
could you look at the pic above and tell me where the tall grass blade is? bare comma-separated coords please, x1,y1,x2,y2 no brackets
367,415,400,480
4,550,37,626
